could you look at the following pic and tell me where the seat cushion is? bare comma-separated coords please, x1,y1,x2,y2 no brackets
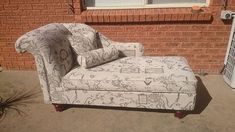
62,56,197,94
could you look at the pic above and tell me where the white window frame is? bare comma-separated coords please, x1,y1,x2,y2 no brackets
85,0,210,10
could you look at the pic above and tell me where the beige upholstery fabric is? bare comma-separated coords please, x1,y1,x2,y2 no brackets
52,90,196,110
68,35,98,55
59,56,197,110
65,23,98,55
15,23,146,104
15,23,197,111
97,32,144,57
15,23,74,103
77,46,119,68
62,56,197,93
112,42,144,57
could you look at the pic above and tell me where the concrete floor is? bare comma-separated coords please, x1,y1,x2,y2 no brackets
0,71,235,132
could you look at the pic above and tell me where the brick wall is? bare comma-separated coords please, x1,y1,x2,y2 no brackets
0,0,76,70
0,0,235,73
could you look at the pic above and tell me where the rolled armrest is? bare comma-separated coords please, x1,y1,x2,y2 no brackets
15,23,74,103
98,33,144,57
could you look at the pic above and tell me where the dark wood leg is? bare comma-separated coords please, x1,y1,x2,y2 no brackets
53,104,65,112
174,110,185,119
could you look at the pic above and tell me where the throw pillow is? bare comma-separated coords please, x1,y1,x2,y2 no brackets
68,31,98,55
77,46,119,68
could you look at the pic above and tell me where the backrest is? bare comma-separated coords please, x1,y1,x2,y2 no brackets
63,23,96,36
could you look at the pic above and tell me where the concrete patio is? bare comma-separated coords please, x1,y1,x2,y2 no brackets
0,71,235,132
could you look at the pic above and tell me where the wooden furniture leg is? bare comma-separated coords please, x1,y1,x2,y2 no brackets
174,111,185,119
53,104,65,112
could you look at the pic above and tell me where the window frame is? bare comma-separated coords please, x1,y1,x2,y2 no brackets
84,0,210,10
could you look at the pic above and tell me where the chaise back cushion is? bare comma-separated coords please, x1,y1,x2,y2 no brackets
63,23,98,55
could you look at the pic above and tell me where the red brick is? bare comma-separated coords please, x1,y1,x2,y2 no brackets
4,4,18,10
18,4,32,10
165,42,181,47
158,9,165,21
164,9,172,21
184,13,191,21
211,0,221,6
139,9,145,22
165,31,182,37
191,14,198,21
97,10,104,22
55,9,68,15
190,37,207,42
103,10,110,22
86,10,93,22
216,31,229,36
207,37,223,42
182,32,199,37
81,11,87,22
145,9,154,22
32,4,46,10
0,0,9,4
196,42,213,48
197,14,205,21
115,10,122,22
109,10,116,22
75,15,82,22
127,10,134,22
52,3,62,9
204,13,212,20
41,10,56,15
171,13,178,21
176,13,184,21
180,42,193,48
205,49,221,54
147,31,165,37
0,5,3,11
63,15,74,22
0,10,12,16
133,9,140,22
121,10,128,22
157,25,174,31
50,15,64,21
152,9,158,21
91,10,98,22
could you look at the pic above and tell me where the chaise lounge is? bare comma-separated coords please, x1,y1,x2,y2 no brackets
15,23,197,118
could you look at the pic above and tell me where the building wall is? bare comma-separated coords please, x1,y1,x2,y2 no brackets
0,0,235,73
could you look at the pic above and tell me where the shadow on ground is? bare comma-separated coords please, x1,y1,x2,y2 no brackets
189,76,212,114
56,76,212,118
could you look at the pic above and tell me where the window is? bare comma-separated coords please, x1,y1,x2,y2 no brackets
84,0,209,9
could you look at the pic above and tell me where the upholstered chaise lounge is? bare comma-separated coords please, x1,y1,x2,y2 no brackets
15,23,197,118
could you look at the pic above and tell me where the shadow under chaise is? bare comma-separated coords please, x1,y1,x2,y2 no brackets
15,23,197,118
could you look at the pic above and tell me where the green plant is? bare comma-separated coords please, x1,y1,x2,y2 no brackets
0,89,40,121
